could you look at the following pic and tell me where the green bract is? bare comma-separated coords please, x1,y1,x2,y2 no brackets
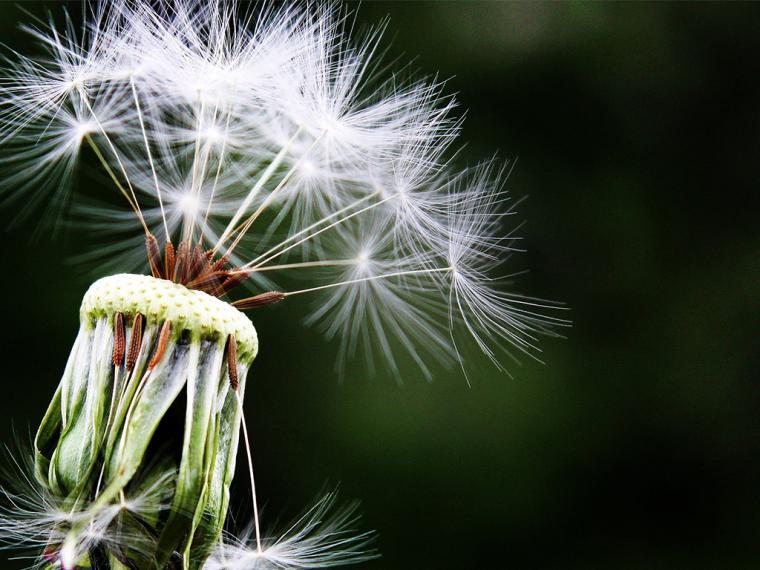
34,274,257,569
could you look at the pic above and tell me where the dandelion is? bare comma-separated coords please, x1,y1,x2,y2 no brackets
205,491,376,570
0,0,567,568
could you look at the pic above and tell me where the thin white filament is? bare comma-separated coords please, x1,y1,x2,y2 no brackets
185,96,207,243
201,104,234,236
244,190,380,269
130,76,169,240
215,126,303,251
236,393,263,555
284,266,453,297
77,88,148,232
222,129,327,260
247,193,397,270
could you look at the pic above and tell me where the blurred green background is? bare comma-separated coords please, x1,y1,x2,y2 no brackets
1,1,760,568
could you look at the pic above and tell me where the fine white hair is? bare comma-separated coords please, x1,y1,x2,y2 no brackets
205,490,376,570
0,0,567,378
0,443,174,569
0,1,570,567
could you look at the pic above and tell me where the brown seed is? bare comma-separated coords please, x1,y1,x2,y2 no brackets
126,313,144,372
112,312,125,367
232,291,286,310
173,241,190,283
218,271,249,297
226,334,238,391
164,240,175,281
148,320,172,371
187,243,206,283
211,255,229,273
186,270,228,295
146,233,163,278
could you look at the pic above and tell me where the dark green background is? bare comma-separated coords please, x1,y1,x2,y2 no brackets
1,2,759,568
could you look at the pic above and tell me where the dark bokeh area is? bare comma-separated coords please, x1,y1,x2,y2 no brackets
1,2,759,569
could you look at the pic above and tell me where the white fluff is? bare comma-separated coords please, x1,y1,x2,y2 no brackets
0,1,570,567
0,0,566,378
0,446,173,569
205,491,376,570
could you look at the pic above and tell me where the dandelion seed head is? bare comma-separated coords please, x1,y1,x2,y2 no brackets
0,1,569,568
0,0,565,381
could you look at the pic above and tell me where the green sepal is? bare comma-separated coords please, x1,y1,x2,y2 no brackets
190,363,249,564
53,318,114,493
98,332,188,507
104,322,156,463
154,335,224,568
33,383,62,490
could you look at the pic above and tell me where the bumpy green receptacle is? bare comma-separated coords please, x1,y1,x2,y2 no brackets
34,274,258,569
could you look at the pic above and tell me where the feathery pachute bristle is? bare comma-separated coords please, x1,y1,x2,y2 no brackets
0,0,566,378
206,490,377,570
0,1,567,567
